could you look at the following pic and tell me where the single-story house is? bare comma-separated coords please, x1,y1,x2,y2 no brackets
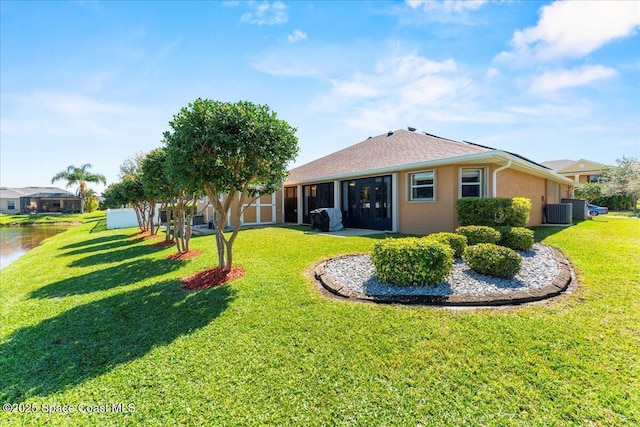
541,159,606,184
282,128,574,235
198,128,575,235
0,186,80,214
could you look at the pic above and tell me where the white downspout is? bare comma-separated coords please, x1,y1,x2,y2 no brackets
492,160,512,197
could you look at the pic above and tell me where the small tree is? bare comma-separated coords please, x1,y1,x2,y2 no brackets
164,99,298,270
101,181,128,209
122,175,150,232
574,182,602,204
83,188,100,213
140,148,174,240
602,156,640,214
139,148,166,240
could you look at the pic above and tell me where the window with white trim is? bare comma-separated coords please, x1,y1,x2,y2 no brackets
410,171,435,201
460,168,485,198
7,201,16,210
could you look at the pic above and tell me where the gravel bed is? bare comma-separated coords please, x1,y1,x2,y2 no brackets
324,243,558,297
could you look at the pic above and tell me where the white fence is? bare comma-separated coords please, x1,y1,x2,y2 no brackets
106,208,139,230
106,208,161,230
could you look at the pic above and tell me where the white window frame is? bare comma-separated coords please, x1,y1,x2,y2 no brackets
408,170,436,201
7,200,16,210
459,167,487,198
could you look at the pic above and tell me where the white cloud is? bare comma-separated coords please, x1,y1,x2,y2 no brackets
1,91,159,138
531,65,618,93
406,0,487,14
288,29,307,43
485,67,499,79
497,1,640,64
241,1,288,26
311,53,480,130
249,43,375,79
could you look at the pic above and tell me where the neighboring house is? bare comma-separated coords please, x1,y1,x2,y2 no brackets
541,159,606,184
0,187,24,214
282,128,575,235
0,186,80,214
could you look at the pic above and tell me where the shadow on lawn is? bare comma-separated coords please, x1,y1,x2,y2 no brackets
60,238,140,257
67,243,169,267
60,233,132,250
1,281,235,402
30,258,185,299
531,219,586,242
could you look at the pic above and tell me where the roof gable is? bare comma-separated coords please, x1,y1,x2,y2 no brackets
542,159,605,174
286,129,491,183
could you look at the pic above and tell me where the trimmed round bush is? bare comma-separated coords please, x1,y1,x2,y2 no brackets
372,238,454,286
493,226,535,251
424,232,467,258
455,225,501,246
463,243,522,279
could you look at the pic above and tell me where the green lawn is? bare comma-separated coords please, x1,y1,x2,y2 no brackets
1,215,638,426
0,211,104,226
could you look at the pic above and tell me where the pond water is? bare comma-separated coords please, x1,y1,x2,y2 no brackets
0,226,69,269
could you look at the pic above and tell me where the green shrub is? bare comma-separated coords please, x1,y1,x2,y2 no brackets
493,226,535,251
504,198,531,227
455,225,501,246
456,197,531,227
424,232,467,258
463,243,522,279
372,238,454,286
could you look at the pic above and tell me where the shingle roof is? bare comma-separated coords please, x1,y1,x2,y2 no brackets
17,186,76,197
0,187,26,198
286,129,491,183
0,186,78,199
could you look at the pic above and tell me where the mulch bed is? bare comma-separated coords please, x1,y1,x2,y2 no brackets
165,250,203,261
134,232,163,242
182,266,245,290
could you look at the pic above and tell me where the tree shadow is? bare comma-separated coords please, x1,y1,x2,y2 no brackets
60,238,140,257
1,281,235,401
30,258,185,299
60,233,132,250
67,244,170,267
89,218,107,233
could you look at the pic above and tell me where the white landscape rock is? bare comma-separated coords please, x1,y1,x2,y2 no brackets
324,243,558,297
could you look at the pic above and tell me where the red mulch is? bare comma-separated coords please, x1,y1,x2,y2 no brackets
165,250,203,261
150,239,176,247
181,266,245,290
133,232,162,242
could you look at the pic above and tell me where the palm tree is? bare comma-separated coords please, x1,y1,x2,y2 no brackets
51,164,107,213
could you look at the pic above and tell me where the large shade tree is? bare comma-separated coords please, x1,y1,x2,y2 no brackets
602,156,640,214
51,163,106,213
164,99,299,270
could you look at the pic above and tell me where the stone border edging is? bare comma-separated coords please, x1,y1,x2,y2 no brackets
313,246,573,306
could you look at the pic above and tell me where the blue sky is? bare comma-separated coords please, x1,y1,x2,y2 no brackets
1,0,639,194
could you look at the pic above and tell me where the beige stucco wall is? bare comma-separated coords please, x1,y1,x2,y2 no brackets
495,168,546,226
1,198,20,214
398,165,459,235
398,164,569,234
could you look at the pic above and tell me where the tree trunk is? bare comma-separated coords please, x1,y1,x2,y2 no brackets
79,188,85,214
164,202,172,241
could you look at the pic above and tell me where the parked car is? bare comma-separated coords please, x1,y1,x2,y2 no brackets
588,204,608,216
